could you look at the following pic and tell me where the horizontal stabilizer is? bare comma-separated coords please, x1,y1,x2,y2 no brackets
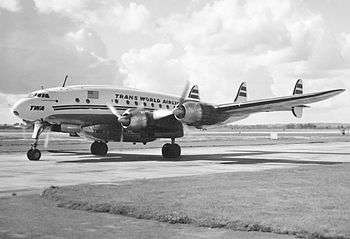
234,82,247,103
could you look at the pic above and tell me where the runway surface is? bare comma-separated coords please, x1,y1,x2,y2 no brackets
1,141,349,196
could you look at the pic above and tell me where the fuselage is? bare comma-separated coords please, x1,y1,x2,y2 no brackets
12,85,183,124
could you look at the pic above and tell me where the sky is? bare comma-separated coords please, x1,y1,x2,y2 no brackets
0,0,349,124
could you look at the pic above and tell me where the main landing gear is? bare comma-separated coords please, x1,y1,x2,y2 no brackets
162,138,181,159
27,121,46,161
90,141,108,156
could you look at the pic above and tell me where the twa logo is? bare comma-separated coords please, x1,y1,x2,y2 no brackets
30,106,44,111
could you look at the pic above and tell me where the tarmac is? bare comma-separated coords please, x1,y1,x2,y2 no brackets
0,137,349,239
1,141,349,196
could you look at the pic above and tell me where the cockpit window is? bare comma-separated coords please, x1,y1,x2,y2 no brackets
38,93,42,97
44,94,49,98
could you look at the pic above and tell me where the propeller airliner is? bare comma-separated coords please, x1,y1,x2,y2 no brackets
12,78,345,160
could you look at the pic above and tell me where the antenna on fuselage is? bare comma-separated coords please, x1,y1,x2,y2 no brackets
62,75,68,87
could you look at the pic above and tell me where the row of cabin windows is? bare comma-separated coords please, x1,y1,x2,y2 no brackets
75,97,175,109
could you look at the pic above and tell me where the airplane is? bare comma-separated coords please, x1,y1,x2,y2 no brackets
11,78,345,161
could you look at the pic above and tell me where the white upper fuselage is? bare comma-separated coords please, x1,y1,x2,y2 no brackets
12,85,181,123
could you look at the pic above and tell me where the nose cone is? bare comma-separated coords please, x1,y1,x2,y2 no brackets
12,98,27,119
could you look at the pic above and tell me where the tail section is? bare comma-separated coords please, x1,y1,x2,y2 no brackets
188,85,200,101
234,82,247,103
293,79,303,95
292,79,303,118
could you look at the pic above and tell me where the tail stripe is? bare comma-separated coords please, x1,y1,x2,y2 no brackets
234,82,247,103
293,79,303,95
188,85,200,101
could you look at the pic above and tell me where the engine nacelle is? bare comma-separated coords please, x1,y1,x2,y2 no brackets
122,111,154,132
174,101,218,126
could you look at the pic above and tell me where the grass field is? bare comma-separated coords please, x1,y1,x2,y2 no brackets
42,163,350,239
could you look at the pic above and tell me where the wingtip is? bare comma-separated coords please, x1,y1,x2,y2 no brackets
335,89,346,94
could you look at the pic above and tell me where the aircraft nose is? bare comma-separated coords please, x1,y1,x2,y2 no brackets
12,98,26,118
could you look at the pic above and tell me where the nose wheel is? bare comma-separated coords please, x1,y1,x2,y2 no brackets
162,138,181,159
27,148,41,161
26,121,47,161
90,141,108,156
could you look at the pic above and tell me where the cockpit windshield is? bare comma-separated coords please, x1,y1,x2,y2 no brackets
27,92,50,98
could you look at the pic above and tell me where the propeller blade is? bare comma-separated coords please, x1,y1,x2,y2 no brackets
152,109,174,120
106,102,121,118
178,80,190,105
44,131,50,148
120,127,124,142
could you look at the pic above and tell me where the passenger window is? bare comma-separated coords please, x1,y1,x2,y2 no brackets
143,102,147,107
166,105,170,109
135,101,138,106
151,103,154,107
114,99,118,104
75,98,80,103
87,90,99,99
159,104,162,108
86,99,90,104
126,100,130,105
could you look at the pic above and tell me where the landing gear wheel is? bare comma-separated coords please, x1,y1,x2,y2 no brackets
90,141,108,156
27,149,41,161
162,143,181,159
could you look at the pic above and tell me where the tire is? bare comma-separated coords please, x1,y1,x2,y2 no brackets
27,149,41,161
90,141,108,156
98,142,108,156
90,141,99,155
162,143,181,159
162,143,171,158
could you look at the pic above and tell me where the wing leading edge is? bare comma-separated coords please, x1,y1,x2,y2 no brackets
216,89,345,115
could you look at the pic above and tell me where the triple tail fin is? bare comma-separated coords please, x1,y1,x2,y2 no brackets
293,79,303,95
292,79,303,118
234,82,247,103
188,85,200,101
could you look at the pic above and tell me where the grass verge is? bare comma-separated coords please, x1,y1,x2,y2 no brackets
42,164,350,239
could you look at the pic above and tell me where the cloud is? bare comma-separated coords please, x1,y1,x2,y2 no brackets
119,0,349,123
0,0,21,12
0,0,122,94
33,0,150,33
121,43,188,94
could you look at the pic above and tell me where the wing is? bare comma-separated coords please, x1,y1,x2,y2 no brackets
216,89,345,115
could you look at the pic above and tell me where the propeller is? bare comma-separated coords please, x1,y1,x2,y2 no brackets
106,81,191,139
44,131,50,148
152,80,191,120
106,103,125,142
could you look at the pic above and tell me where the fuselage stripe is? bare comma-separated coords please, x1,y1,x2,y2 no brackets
52,105,155,111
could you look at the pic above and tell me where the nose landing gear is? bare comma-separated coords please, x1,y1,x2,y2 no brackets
162,138,181,159
90,141,108,156
27,121,46,161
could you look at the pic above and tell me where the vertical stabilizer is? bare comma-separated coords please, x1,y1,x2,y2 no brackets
234,82,247,103
292,79,303,118
188,85,200,101
293,79,303,95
